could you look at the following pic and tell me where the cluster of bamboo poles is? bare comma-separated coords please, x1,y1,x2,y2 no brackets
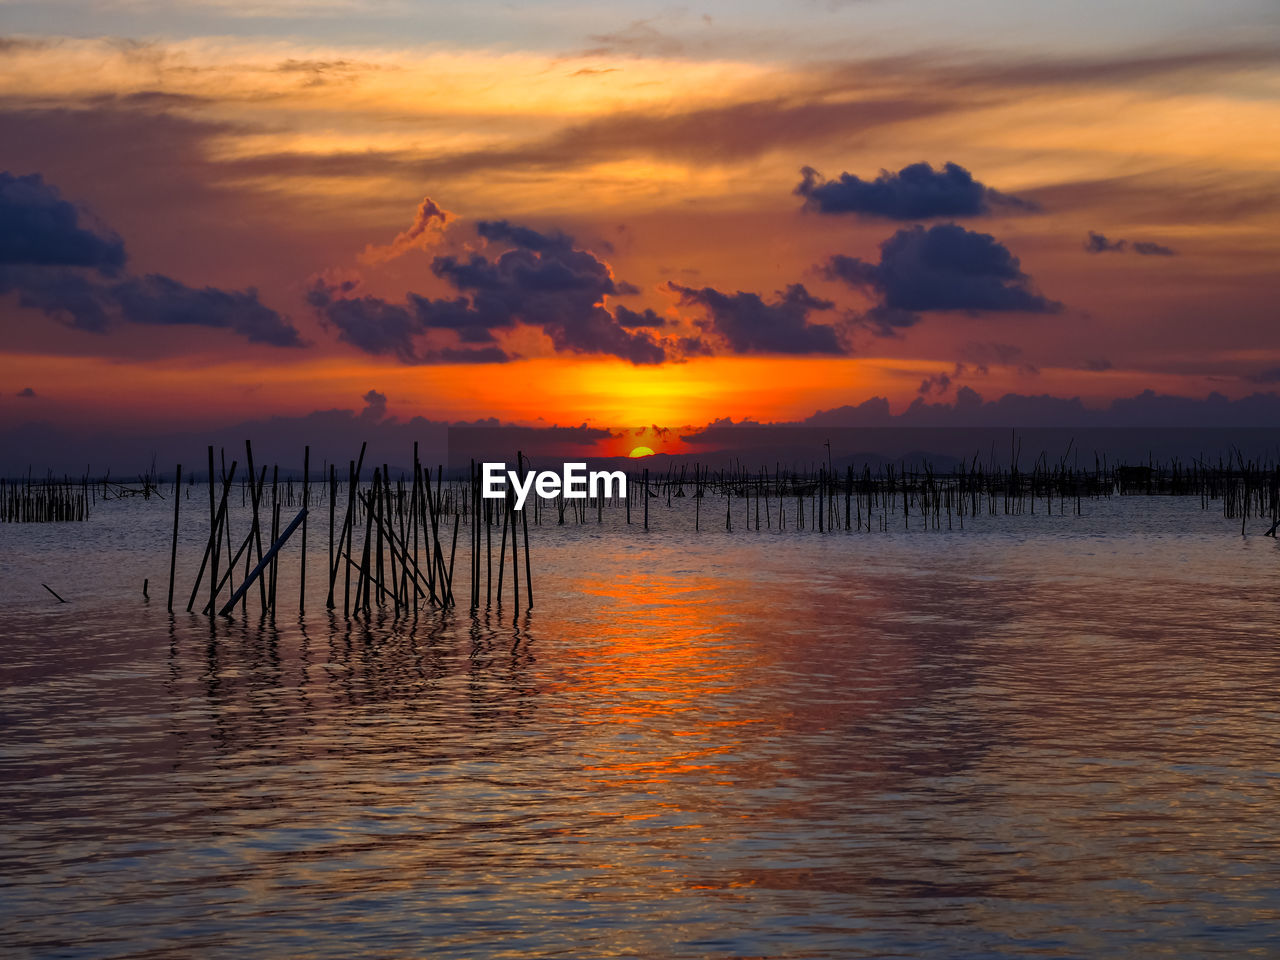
171,442,536,620
2,468,174,523
515,455,1280,536
1,474,91,522
465,458,534,612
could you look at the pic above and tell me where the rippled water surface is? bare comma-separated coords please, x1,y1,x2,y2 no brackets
3,492,1279,958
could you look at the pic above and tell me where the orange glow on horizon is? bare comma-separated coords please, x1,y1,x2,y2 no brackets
0,349,1226,434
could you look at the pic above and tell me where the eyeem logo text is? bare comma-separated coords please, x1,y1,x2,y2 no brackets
482,462,627,511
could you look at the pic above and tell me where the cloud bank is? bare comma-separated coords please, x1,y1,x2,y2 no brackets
796,162,1035,219
823,224,1060,334
0,170,303,347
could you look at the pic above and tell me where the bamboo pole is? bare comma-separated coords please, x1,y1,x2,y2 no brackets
300,446,309,615
520,451,532,610
187,463,236,614
168,463,181,613
220,508,308,617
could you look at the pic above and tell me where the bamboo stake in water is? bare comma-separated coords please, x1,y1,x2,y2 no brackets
520,451,532,610
511,485,520,614
497,484,510,605
220,508,308,617
300,445,309,615
202,525,255,615
245,443,268,611
168,463,181,613
187,462,236,614
207,447,215,613
344,460,356,618
327,463,336,608
486,481,491,609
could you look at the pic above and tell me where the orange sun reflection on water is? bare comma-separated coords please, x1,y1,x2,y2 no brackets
548,567,765,792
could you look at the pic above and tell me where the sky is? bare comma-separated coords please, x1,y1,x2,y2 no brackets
1,0,1278,462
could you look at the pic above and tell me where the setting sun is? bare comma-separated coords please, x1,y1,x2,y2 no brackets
628,446,656,458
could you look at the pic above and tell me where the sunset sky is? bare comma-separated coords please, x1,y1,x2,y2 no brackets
2,0,1278,457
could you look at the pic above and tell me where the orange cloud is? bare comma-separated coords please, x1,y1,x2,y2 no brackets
357,196,452,264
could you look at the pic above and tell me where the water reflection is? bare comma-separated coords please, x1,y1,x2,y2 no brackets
2,499,1279,958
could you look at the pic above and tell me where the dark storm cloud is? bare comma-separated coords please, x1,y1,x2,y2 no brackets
475,220,574,254
796,162,1034,219
310,220,665,365
668,282,845,355
858,304,922,337
1132,240,1177,257
360,388,388,420
785,387,1280,429
676,335,714,357
425,222,666,363
613,305,666,328
1085,231,1178,256
6,264,303,346
306,283,441,362
2,265,114,331
111,274,303,346
918,371,952,396
1,170,303,348
823,224,1060,330
1084,231,1126,253
0,172,126,273
434,345,511,364
1248,368,1280,384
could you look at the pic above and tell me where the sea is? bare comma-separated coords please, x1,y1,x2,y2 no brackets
2,487,1278,958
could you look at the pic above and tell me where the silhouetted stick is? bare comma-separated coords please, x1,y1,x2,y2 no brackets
357,469,377,615
411,446,421,608
329,445,365,610
187,463,237,613
300,445,309,615
519,451,532,610
269,498,281,614
497,487,510,605
377,463,389,607
245,442,267,612
207,446,215,610
446,512,460,606
220,508,307,617
343,460,355,618
510,484,520,613
269,466,280,613
337,550,389,592
327,463,336,607
42,583,67,603
202,526,255,614
486,484,493,607
423,463,448,605
362,500,433,599
168,463,181,613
